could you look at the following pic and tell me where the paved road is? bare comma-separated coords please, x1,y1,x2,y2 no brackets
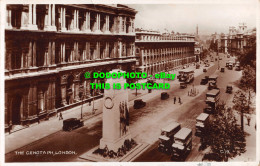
134,53,242,162
5,53,241,162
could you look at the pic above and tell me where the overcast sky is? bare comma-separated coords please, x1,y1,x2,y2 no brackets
128,3,257,35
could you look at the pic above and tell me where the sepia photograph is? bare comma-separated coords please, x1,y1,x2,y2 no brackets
1,0,258,165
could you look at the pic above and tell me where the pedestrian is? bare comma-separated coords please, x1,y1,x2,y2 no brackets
179,97,182,104
173,96,176,104
188,91,189,96
59,112,63,120
245,115,251,126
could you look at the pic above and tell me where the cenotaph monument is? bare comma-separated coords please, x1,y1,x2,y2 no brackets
99,69,131,152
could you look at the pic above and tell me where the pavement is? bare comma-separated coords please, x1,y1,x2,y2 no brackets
5,62,198,154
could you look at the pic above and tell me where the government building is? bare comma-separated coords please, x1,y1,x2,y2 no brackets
220,23,256,54
135,29,195,75
5,4,137,132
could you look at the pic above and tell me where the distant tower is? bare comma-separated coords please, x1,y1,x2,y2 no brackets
239,23,247,34
196,24,199,35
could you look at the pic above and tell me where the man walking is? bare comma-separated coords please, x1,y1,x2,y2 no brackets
179,97,182,104
59,112,63,120
173,96,176,104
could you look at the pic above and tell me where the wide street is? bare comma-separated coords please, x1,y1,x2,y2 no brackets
5,53,244,162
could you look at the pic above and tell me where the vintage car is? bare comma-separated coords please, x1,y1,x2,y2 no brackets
196,64,200,69
63,118,84,131
134,99,146,109
195,113,209,137
227,55,230,58
158,122,181,153
226,85,233,94
171,128,192,161
219,57,222,60
161,92,170,100
220,67,225,72
203,68,207,72
180,82,187,89
205,63,210,67
200,78,208,85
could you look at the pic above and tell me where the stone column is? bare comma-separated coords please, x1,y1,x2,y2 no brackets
84,11,91,33
74,73,80,102
104,15,110,33
20,5,29,30
60,75,67,106
6,8,12,29
61,7,67,32
95,13,101,33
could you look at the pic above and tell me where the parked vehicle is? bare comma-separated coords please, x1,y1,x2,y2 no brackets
227,55,230,58
158,122,181,153
226,85,233,94
180,82,187,89
205,63,210,67
171,128,192,161
196,64,200,69
134,99,146,109
63,118,84,131
203,68,207,72
161,92,170,100
204,89,220,114
220,67,225,72
195,113,209,137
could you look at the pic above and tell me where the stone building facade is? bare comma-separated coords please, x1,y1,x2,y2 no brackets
5,4,137,132
135,30,195,75
220,23,256,54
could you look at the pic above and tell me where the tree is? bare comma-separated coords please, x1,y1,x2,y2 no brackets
200,104,246,161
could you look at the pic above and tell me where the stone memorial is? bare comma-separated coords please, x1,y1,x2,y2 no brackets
99,69,131,152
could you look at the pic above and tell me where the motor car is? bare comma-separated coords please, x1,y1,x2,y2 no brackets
196,64,200,69
227,55,230,58
226,85,233,94
134,99,146,109
220,67,225,72
63,118,84,131
219,57,222,60
200,78,207,85
180,82,187,89
203,68,207,72
205,64,210,67
161,92,170,100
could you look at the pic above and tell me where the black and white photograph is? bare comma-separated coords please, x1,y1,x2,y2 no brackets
1,0,259,165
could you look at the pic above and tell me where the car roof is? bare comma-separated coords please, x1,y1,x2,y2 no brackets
209,75,218,79
196,113,209,121
64,118,77,121
174,128,192,140
162,122,180,132
206,89,220,95
159,135,170,141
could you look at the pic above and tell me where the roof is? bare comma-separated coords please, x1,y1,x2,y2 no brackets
206,89,220,96
209,75,218,79
196,113,209,121
174,128,192,140
159,135,170,141
161,122,180,133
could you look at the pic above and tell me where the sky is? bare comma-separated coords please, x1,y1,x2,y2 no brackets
128,3,257,35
